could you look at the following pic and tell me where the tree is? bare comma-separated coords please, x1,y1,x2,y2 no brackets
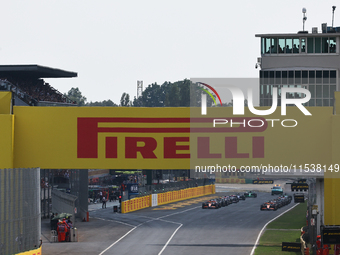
168,84,180,106
132,96,143,107
190,82,215,107
221,99,248,107
120,92,131,106
141,83,164,107
87,99,117,106
178,79,190,107
136,80,195,107
64,87,87,106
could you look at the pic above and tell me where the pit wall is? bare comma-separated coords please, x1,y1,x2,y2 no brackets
121,184,215,213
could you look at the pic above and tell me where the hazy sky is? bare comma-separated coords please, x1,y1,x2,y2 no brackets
1,1,337,104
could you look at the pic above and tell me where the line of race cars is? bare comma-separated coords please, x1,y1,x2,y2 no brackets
202,191,257,209
260,194,293,211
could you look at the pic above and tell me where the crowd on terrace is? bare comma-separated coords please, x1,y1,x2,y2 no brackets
0,77,75,105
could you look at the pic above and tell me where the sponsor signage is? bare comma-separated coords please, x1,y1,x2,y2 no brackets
10,106,333,170
282,242,301,252
294,194,305,203
322,226,340,244
127,183,139,195
0,89,338,226
291,183,309,191
252,180,274,184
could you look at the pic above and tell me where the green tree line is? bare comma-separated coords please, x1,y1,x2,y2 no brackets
64,79,216,107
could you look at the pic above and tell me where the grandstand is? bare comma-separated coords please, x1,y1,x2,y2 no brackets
0,64,77,106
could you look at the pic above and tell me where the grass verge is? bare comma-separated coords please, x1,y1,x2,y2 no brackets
267,202,307,229
260,230,300,245
254,203,307,255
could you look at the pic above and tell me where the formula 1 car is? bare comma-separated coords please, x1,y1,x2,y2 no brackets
278,195,292,205
272,198,284,208
223,196,232,205
260,201,278,211
284,194,293,203
236,193,246,200
202,199,220,209
216,197,226,207
219,197,229,207
244,191,257,198
229,195,239,203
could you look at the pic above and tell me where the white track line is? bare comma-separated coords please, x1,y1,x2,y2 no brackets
158,224,183,255
158,206,200,219
249,203,300,255
157,218,182,225
98,218,156,255
99,226,137,255
98,205,200,255
93,217,136,228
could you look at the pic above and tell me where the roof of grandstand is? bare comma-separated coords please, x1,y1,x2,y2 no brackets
0,65,77,78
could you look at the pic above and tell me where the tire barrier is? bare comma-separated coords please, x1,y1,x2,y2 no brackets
121,184,215,213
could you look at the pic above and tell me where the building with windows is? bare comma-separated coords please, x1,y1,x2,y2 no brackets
255,20,340,247
256,24,340,107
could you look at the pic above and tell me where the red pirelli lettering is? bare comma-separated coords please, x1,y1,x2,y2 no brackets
77,117,267,159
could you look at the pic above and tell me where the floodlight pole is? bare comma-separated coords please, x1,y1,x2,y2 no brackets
302,8,307,31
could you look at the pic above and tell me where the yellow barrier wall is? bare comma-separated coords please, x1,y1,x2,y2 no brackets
121,195,151,213
157,185,215,205
158,184,215,205
15,246,41,255
121,185,215,213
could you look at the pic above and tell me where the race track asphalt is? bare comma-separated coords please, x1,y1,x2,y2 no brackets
77,191,297,255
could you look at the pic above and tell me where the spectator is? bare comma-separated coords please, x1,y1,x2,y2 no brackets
0,77,75,105
102,196,106,209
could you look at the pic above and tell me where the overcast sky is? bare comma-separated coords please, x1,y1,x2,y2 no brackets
1,0,338,104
